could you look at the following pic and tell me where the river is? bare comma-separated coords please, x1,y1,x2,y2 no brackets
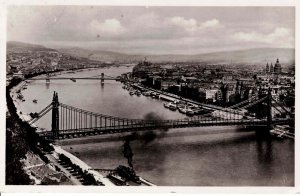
16,66,294,186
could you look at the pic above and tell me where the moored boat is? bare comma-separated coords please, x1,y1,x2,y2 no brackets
168,102,177,111
164,102,170,109
143,91,151,96
135,91,141,96
178,106,187,114
186,107,194,116
151,92,160,99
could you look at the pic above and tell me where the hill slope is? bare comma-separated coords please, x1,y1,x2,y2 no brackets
58,47,295,65
7,41,294,65
190,48,295,65
7,41,57,52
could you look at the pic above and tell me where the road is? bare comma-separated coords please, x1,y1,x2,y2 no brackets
45,154,83,185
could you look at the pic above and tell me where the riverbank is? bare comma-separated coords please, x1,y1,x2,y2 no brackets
6,70,115,185
7,66,155,186
6,77,55,184
51,145,115,186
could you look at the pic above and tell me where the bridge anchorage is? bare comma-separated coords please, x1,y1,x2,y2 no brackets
29,89,293,140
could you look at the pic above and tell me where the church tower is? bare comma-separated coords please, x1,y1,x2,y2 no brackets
266,62,270,73
274,58,282,74
270,63,274,73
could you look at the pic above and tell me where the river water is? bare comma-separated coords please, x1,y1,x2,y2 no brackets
17,66,294,186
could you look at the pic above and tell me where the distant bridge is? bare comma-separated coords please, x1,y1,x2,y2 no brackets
27,73,120,83
29,89,293,140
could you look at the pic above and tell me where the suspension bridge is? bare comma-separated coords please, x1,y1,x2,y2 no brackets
28,89,293,140
27,73,119,83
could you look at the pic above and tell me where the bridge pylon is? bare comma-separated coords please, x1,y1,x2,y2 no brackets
51,91,59,138
46,74,50,83
266,88,272,130
101,73,104,84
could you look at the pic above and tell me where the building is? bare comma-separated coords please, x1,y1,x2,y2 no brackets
274,58,282,74
12,70,24,79
198,87,219,102
265,59,282,74
266,62,270,73
270,63,274,73
161,80,177,90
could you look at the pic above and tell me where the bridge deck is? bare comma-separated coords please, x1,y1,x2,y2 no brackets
37,118,291,139
28,77,117,80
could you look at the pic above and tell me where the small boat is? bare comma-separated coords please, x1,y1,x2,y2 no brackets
168,103,177,111
143,91,151,96
178,106,187,114
135,91,141,96
152,93,160,99
164,102,177,111
33,99,38,103
71,78,76,82
164,102,170,109
129,91,135,96
186,108,194,116
17,94,24,99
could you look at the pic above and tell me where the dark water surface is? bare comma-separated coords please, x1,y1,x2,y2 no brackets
18,66,294,186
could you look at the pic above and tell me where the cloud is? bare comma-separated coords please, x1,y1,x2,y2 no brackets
7,6,294,54
233,27,294,47
200,19,220,28
169,17,221,33
233,32,261,42
89,18,125,37
169,17,198,33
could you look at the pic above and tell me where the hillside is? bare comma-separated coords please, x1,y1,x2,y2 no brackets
7,41,57,52
7,41,294,66
190,48,295,65
58,47,295,66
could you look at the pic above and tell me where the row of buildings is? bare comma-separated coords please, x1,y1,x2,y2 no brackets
6,49,107,80
132,58,294,106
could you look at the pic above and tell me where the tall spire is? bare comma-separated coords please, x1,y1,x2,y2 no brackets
266,62,270,73
270,62,274,73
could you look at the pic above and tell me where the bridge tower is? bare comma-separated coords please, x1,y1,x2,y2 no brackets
101,73,104,84
266,88,272,130
51,91,59,138
46,74,50,83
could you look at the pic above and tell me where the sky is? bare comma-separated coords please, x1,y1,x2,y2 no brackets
7,6,295,54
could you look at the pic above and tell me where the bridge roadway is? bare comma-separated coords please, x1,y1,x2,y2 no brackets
27,77,117,80
37,118,291,139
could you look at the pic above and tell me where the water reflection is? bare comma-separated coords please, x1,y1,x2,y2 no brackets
255,130,273,181
256,133,273,164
